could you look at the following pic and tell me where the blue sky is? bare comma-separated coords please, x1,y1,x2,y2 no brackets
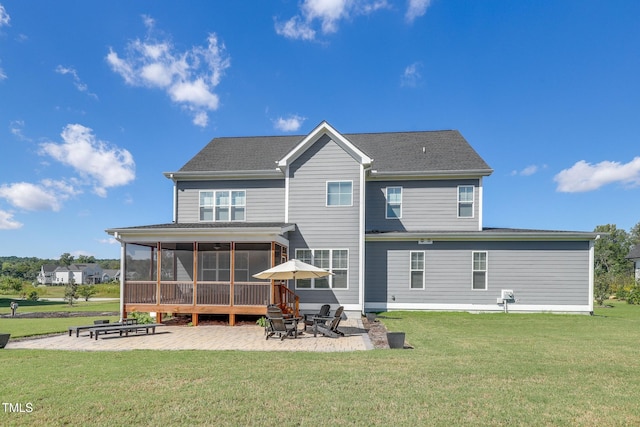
0,0,639,259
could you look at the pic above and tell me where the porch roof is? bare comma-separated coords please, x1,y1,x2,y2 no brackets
106,222,295,245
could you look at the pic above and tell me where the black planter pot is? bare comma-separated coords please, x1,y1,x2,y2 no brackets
0,333,10,349
386,332,405,349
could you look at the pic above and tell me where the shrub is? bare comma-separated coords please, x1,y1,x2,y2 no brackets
128,311,154,324
27,290,39,301
78,285,97,301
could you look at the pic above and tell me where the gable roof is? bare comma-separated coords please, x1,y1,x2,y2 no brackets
166,122,493,180
628,244,640,260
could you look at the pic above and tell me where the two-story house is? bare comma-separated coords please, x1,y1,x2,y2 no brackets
107,121,598,325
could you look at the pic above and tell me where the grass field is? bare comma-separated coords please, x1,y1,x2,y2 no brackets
1,303,639,426
0,298,119,316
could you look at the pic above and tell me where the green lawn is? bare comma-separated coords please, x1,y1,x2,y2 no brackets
0,298,119,315
1,303,639,426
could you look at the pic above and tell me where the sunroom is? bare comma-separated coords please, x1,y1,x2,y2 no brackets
106,223,296,325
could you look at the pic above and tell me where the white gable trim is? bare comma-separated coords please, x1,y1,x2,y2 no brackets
277,121,373,168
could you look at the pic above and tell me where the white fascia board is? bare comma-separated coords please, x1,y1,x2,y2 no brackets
277,121,373,168
367,169,494,180
365,231,601,242
163,170,283,181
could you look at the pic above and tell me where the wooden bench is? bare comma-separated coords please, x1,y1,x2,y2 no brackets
90,323,163,340
68,319,137,338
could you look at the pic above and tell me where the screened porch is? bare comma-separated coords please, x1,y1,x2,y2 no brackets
122,241,297,325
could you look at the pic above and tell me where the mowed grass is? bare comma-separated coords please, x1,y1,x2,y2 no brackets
1,303,639,426
0,298,119,315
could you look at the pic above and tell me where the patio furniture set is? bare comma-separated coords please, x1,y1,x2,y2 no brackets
265,304,345,341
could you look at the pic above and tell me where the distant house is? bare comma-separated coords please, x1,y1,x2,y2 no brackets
107,121,599,325
36,264,57,285
628,244,640,281
101,269,120,283
53,264,103,285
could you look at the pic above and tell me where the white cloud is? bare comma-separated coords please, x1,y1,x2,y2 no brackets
193,111,209,127
274,115,306,132
0,182,63,211
401,62,422,87
275,0,390,40
406,0,432,23
0,210,22,230
275,16,316,41
9,120,29,141
0,4,10,27
106,17,230,127
40,124,135,197
554,157,640,192
98,237,119,245
0,4,9,80
511,165,545,177
55,65,98,99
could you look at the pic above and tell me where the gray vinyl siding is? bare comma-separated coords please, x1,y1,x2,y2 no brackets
366,179,480,232
176,179,285,223
365,240,591,306
288,134,361,305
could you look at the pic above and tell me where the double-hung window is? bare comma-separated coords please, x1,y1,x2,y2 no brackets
326,181,352,206
295,249,349,289
410,251,425,289
458,185,474,218
472,251,488,290
200,190,246,222
386,187,402,219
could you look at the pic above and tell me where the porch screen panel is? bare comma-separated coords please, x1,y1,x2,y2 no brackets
125,243,157,281
160,243,194,281
198,243,231,281
234,243,271,282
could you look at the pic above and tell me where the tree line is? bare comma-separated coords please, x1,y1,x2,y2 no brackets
0,253,120,283
594,222,640,305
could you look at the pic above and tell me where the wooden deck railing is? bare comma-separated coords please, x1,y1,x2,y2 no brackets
124,281,272,307
275,284,300,317
124,281,157,304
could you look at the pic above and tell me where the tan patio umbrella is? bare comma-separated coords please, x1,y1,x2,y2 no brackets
252,259,333,280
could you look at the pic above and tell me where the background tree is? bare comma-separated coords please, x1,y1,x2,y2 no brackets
76,255,96,264
59,253,74,266
593,224,635,305
64,276,78,306
78,285,97,302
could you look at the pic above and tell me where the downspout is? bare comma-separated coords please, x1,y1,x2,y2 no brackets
359,164,370,314
589,237,597,314
284,165,290,223
118,235,125,322
478,177,483,231
170,174,178,223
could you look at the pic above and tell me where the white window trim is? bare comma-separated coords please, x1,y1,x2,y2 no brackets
326,181,353,207
409,251,425,290
199,190,246,222
294,248,349,290
471,251,488,291
457,185,475,219
385,186,403,219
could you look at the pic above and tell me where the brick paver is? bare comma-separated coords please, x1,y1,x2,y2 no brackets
7,318,373,352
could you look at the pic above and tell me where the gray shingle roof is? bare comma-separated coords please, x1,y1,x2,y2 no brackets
628,244,640,260
177,129,492,174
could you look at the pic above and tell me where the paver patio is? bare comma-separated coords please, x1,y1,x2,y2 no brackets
6,318,374,352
